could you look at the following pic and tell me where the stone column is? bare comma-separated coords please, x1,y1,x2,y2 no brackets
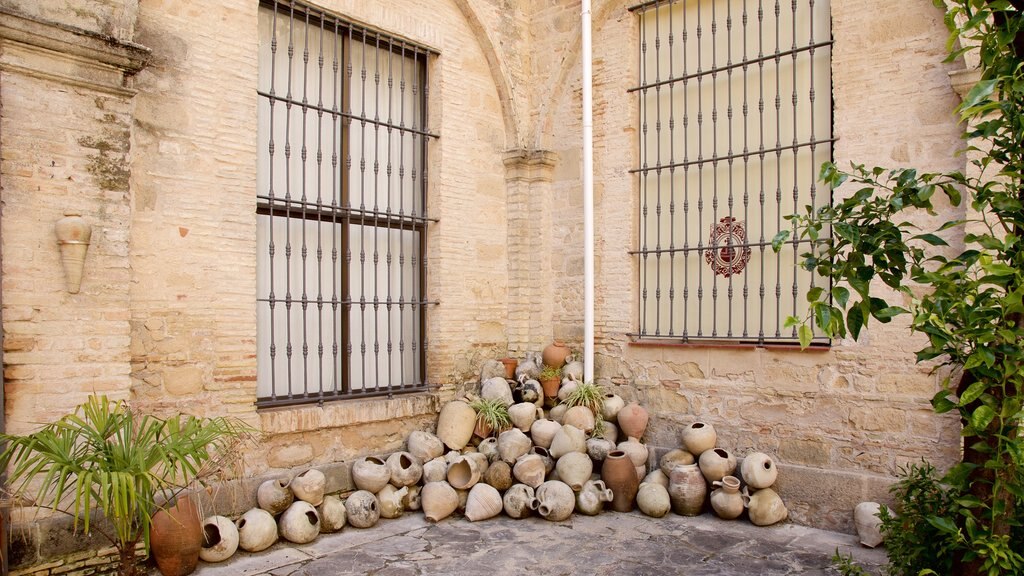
503,148,558,354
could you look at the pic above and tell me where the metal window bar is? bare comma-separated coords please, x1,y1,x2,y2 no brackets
629,0,833,345
256,0,438,408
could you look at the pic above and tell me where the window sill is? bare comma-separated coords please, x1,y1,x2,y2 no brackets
258,391,440,435
628,338,831,351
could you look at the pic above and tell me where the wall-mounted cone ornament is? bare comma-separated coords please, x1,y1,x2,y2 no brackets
54,213,91,294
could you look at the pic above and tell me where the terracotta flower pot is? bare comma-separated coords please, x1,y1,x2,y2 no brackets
151,494,203,576
500,358,518,379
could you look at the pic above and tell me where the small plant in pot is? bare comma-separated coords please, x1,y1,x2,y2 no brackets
468,397,513,438
538,365,562,400
0,395,251,576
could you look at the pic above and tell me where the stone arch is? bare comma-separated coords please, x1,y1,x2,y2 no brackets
450,0,523,149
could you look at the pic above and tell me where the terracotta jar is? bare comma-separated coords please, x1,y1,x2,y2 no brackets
436,400,477,450
668,463,706,516
681,422,717,456
617,402,649,439
465,483,503,522
660,449,696,477
278,501,321,544
601,450,639,512
601,393,625,421
256,477,293,515
710,475,744,520
542,341,571,368
345,490,381,528
352,456,391,493
407,430,444,462
537,480,576,521
150,494,203,576
503,483,539,519
740,452,779,489
698,448,737,483
555,452,593,492
539,375,561,399
745,487,789,526
291,468,326,506
386,451,423,487
235,508,277,553
636,482,671,518
198,515,238,564
855,502,885,548
318,495,347,533
421,481,459,522
575,479,614,515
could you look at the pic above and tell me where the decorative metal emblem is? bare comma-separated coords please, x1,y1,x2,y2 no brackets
705,217,751,277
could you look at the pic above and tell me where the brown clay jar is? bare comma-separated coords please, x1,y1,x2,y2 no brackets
601,450,639,512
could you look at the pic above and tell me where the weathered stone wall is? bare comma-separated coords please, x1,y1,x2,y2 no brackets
539,0,967,532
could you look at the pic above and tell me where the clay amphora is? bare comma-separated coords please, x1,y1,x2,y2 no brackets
601,450,639,512
549,424,586,459
199,515,238,563
407,430,444,462
497,428,532,464
378,484,409,519
387,451,423,487
447,454,486,490
668,463,706,516
710,475,744,520
636,482,671,518
681,422,717,456
562,406,596,433
699,448,737,483
740,452,779,489
562,359,584,381
601,393,625,421
352,456,391,493
236,508,277,553
512,453,546,488
465,483,503,522
481,376,514,407
549,403,568,423
660,449,696,476
855,502,885,548
530,418,561,449
345,490,381,528
279,501,321,544
477,436,499,462
617,402,649,439
537,480,575,521
643,468,670,488
531,446,555,474
437,400,477,450
508,402,542,431
421,481,459,522
542,341,571,368
586,438,614,462
422,457,448,484
503,483,539,519
744,487,788,526
291,468,326,506
482,460,513,491
557,381,578,403
318,495,347,533
256,477,294,515
617,437,649,469
555,451,593,491
150,494,203,576
575,479,614,515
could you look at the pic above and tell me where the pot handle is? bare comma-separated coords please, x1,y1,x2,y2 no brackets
741,486,751,508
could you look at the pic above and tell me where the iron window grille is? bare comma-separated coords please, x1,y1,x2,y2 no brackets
257,0,437,407
629,0,833,345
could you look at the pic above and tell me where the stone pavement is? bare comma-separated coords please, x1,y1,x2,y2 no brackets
189,511,888,576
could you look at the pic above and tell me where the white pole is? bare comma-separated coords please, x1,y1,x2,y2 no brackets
581,0,595,383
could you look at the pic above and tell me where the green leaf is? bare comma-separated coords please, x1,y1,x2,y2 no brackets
960,79,998,112
932,393,957,414
970,404,997,432
771,230,790,252
958,381,988,406
873,306,908,320
912,233,949,246
831,286,850,308
847,306,865,341
926,515,960,535
806,286,824,303
798,324,813,349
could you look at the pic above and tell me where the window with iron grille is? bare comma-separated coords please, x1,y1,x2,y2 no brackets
257,0,436,407
630,0,833,345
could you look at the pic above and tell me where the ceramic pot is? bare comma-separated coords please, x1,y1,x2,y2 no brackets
660,449,696,476
54,212,91,293
599,420,620,444
710,475,744,520
345,490,381,529
256,477,294,515
236,508,277,553
562,359,584,382
617,437,649,469
481,376,514,406
151,494,202,576
515,352,542,381
643,468,670,488
539,376,561,399
503,483,539,519
699,448,737,483
530,418,561,449
740,452,779,490
422,457,448,483
601,394,625,421
291,468,326,506
555,452,593,491
199,515,238,564
681,422,717,456
421,481,459,522
352,456,391,493
512,453,547,488
377,484,409,519
637,482,671,518
407,430,444,462
542,341,571,368
531,446,555,474
513,378,542,405
482,460,513,491
480,359,506,382
447,455,485,490
668,463,706,516
562,406,596,433
548,403,568,423
500,357,518,379
537,480,575,521
617,402,649,439
508,402,542,431
404,485,422,511
586,438,615,462
549,424,586,459
497,428,532,464
601,450,640,512
318,495,347,533
279,501,320,544
744,487,788,526
437,400,477,450
576,479,614,515
855,502,885,548
476,436,499,462
557,381,578,402
465,483,503,522
387,451,423,487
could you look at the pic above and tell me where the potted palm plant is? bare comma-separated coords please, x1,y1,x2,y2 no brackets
0,395,250,576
